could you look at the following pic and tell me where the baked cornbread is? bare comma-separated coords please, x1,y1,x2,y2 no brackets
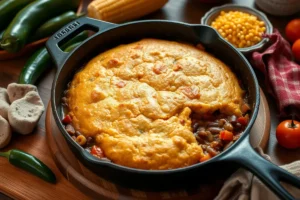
66,39,245,170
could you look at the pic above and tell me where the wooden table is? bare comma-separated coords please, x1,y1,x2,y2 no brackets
0,0,299,199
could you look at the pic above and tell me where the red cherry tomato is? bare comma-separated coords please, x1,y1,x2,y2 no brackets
276,120,300,149
285,19,300,43
292,39,300,62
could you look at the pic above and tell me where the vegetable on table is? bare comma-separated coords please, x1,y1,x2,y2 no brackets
8,91,44,135
0,0,80,52
18,31,88,85
292,39,300,62
0,149,56,183
0,116,12,149
7,82,37,103
0,29,4,39
285,19,300,43
88,0,168,23
276,119,300,149
63,41,83,52
0,29,4,50
0,88,9,120
0,0,35,31
31,11,85,42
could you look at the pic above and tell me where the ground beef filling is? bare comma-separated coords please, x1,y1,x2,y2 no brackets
191,112,249,161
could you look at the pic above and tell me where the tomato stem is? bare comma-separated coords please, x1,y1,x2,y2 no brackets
291,114,296,128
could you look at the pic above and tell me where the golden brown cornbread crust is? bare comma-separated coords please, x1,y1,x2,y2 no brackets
67,39,244,170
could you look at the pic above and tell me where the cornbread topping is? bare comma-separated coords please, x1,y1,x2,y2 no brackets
64,39,247,170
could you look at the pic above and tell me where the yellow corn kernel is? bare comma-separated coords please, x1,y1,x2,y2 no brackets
210,10,266,48
259,21,265,26
220,32,226,37
246,41,251,46
76,135,87,146
232,36,237,43
254,36,261,42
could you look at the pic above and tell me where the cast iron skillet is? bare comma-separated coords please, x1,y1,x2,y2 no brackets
46,17,300,200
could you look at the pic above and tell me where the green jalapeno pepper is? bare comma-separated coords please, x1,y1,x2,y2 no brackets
0,30,4,50
0,0,35,31
63,41,83,52
1,0,80,52
0,149,56,183
0,30,4,40
31,11,85,42
18,31,88,85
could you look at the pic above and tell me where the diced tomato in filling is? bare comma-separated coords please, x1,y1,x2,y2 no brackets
91,145,104,158
237,116,249,126
219,130,234,141
62,115,72,124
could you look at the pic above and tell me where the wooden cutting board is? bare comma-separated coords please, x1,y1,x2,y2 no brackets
43,89,270,200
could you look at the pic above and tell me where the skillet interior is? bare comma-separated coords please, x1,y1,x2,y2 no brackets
51,20,259,189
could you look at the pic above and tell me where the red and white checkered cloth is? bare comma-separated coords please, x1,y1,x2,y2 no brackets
252,29,300,119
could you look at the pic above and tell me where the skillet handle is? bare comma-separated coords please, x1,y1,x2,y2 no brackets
219,135,300,200
46,17,116,68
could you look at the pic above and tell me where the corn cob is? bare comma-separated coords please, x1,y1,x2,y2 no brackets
88,0,168,23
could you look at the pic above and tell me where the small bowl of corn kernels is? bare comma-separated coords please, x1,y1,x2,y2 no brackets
201,4,273,54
